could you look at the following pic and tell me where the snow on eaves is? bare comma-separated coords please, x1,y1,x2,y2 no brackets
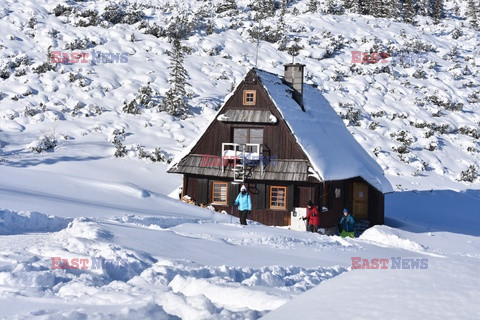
255,69,393,193
217,114,229,121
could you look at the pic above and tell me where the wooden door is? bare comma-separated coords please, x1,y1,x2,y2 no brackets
353,182,369,219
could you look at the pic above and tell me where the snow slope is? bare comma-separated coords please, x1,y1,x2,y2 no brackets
264,224,480,320
386,189,480,236
263,241,480,320
0,159,479,319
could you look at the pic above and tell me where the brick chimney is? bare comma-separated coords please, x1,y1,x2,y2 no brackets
284,63,305,110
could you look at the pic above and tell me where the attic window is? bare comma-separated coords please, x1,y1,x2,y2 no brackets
243,90,256,106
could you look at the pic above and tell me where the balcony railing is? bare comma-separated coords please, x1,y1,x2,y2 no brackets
221,143,263,182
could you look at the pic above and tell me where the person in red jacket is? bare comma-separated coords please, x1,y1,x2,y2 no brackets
303,200,320,233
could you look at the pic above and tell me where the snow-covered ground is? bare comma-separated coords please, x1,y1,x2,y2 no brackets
0,156,479,319
0,0,479,318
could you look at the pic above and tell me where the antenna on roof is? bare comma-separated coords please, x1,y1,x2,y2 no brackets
287,38,301,66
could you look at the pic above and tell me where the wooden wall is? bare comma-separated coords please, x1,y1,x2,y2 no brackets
183,175,198,200
319,181,345,228
182,175,385,228
190,70,307,160
368,186,385,225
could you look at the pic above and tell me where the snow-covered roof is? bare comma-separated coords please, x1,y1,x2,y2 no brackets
255,69,393,193
216,109,277,123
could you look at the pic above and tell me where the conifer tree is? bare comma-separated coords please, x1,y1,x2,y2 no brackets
162,38,190,118
370,0,382,17
326,0,336,14
466,0,478,29
286,37,302,62
391,0,403,20
432,0,444,24
206,20,215,35
308,0,319,13
198,0,215,34
351,0,363,14
452,1,460,16
381,0,397,18
403,0,416,24
255,0,276,19
415,0,429,17
360,0,371,15
216,0,237,14
344,0,354,10
365,0,393,18
277,0,289,51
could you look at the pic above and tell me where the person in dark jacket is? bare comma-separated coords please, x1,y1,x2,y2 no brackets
303,200,320,233
340,208,355,238
234,185,252,225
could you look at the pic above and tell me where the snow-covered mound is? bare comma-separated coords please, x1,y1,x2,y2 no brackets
359,225,425,252
0,209,71,235
0,209,352,319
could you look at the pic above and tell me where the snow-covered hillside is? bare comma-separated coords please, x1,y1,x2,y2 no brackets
0,0,479,190
0,1,479,319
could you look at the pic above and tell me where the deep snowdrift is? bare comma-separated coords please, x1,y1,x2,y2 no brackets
1,198,479,319
0,209,71,235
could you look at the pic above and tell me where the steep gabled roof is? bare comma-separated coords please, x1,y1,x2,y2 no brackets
254,69,392,193
168,68,393,193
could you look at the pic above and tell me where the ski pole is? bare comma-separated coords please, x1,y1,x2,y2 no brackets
230,205,233,224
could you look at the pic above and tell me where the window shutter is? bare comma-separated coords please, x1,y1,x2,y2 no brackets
228,182,239,206
233,128,247,145
198,178,209,205
256,183,266,210
249,129,263,144
287,184,294,213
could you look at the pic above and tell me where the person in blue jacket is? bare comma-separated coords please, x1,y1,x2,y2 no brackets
340,208,355,238
234,185,252,225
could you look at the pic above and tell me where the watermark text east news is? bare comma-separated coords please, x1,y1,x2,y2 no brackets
351,51,428,65
51,257,128,270
50,50,128,64
351,257,428,269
